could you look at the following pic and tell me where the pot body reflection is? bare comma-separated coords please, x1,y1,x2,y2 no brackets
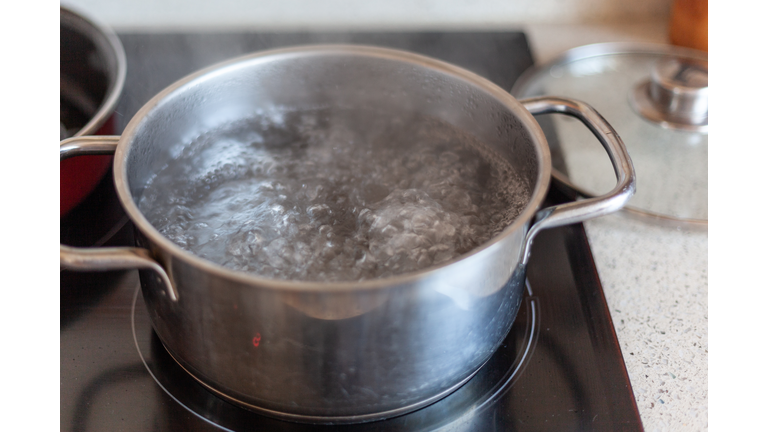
119,45,546,422
139,227,528,420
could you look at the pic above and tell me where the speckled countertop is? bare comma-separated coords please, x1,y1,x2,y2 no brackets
525,22,708,432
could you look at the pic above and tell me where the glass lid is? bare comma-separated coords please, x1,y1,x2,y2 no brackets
512,43,708,228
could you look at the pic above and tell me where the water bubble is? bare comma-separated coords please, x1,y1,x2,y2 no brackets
138,107,529,282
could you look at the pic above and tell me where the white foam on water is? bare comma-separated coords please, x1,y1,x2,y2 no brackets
138,107,530,282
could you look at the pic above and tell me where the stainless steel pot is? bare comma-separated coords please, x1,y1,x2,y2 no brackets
60,45,635,424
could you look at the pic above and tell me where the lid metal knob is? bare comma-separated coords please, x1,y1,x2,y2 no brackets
630,57,708,133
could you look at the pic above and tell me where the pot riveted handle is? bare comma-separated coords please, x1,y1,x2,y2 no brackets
520,97,636,264
60,136,179,302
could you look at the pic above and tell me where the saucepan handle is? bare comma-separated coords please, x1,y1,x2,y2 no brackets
60,136,178,301
519,97,636,264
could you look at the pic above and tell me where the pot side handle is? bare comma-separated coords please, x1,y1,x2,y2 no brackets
520,97,636,264
60,136,178,302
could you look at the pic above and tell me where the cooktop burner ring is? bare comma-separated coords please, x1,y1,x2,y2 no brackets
131,283,539,430
161,340,484,425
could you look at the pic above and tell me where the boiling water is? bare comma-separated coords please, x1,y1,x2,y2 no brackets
139,108,530,282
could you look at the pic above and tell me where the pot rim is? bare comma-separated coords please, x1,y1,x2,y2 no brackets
60,5,127,137
114,44,552,292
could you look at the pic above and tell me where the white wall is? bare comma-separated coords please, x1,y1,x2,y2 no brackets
62,0,672,31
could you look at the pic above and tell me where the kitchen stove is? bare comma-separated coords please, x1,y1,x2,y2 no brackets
60,31,642,431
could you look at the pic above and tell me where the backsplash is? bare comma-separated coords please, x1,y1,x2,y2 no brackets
61,0,672,31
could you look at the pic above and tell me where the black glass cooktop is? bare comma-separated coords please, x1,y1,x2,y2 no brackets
60,31,642,431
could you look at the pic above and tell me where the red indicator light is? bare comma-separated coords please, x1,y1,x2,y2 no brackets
252,333,262,347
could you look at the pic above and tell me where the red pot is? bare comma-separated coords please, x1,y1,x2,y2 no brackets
60,6,126,215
